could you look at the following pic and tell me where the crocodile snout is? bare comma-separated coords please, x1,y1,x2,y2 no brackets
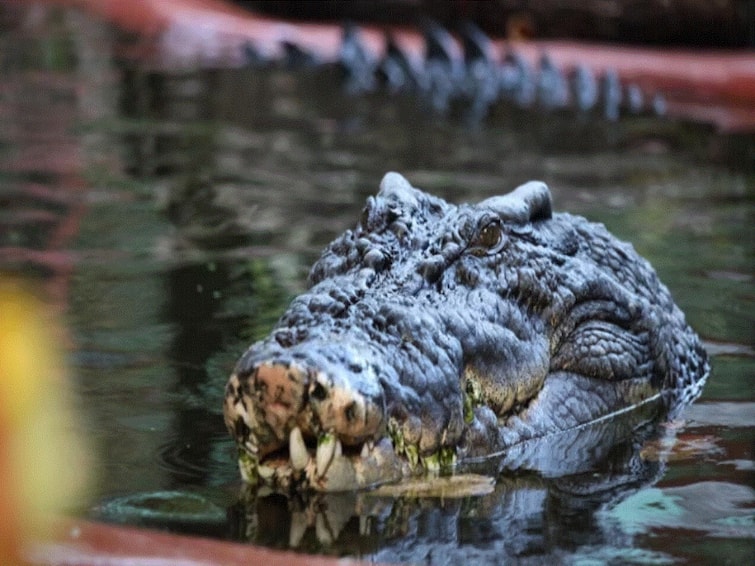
224,350,395,490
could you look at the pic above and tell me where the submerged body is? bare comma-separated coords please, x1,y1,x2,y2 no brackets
224,173,708,491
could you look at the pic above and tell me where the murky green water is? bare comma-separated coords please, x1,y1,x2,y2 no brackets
1,5,753,564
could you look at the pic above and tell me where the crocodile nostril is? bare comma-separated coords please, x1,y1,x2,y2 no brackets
310,381,328,401
344,401,357,423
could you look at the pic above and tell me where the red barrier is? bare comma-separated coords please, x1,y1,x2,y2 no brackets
28,517,374,566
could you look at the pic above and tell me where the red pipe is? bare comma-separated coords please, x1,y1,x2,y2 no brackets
29,517,378,566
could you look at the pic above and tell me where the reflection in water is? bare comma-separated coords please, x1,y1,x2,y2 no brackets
0,3,753,564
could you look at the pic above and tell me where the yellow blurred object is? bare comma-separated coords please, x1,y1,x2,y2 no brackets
0,277,93,564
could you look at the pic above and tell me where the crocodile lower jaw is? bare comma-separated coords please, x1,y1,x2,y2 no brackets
238,429,411,492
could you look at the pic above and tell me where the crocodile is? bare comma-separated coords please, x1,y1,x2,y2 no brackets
248,21,667,123
223,172,708,492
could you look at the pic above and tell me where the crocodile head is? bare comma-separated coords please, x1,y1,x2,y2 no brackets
223,172,708,491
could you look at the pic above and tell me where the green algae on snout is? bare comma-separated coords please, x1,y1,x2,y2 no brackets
421,446,457,472
238,449,259,485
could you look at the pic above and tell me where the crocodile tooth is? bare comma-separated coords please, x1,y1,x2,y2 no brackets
316,433,337,478
289,426,308,471
360,443,369,459
244,433,259,455
257,464,275,480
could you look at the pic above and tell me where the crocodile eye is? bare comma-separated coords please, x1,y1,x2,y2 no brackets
469,220,504,256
